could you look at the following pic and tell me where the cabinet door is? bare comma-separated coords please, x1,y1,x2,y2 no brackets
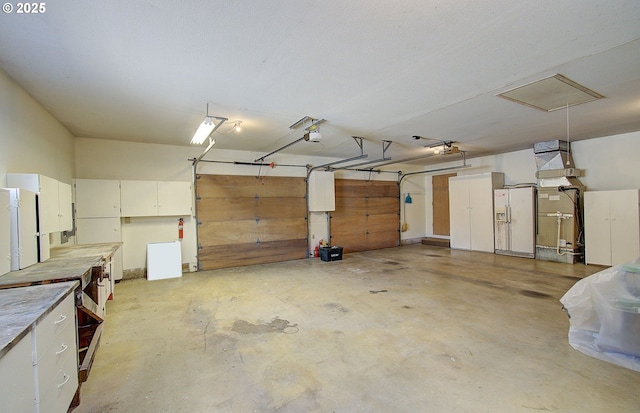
509,187,535,255
610,190,640,266
449,177,471,250
120,180,158,217
0,189,11,276
39,175,60,234
157,181,192,216
468,175,495,252
10,189,39,270
584,192,613,265
58,182,73,231
0,335,35,412
76,218,121,244
75,179,121,218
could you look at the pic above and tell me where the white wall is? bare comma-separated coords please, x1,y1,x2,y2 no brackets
420,132,640,238
0,70,76,248
0,70,75,187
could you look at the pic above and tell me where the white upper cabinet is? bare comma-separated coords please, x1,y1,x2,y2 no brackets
121,180,192,217
120,180,156,217
74,179,121,218
308,171,336,212
6,173,72,233
157,181,193,216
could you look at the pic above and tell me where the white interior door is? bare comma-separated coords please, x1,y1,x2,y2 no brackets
448,178,470,250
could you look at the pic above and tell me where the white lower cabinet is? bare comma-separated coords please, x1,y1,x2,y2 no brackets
585,189,640,266
34,293,78,413
0,335,35,412
0,288,78,413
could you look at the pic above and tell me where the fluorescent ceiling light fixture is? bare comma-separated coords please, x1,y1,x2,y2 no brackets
190,116,226,145
496,74,604,112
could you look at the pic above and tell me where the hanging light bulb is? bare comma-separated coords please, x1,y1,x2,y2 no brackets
234,120,242,132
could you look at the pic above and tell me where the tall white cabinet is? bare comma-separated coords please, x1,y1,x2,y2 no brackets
74,179,123,282
449,172,505,252
585,189,640,266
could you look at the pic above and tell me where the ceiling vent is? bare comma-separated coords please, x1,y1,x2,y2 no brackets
496,74,604,112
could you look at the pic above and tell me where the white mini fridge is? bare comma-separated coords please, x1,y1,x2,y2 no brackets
494,186,536,258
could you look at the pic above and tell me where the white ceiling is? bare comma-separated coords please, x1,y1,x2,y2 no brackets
1,1,639,166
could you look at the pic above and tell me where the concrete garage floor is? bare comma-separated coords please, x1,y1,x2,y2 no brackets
73,245,640,413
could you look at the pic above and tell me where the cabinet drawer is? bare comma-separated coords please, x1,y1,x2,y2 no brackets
36,328,78,413
35,294,75,361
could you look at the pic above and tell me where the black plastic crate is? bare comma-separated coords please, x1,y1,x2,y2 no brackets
319,246,343,262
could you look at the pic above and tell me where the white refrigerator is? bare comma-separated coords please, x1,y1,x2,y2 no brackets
494,186,536,258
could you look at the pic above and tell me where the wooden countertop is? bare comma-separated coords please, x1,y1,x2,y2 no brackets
0,243,122,289
0,281,78,359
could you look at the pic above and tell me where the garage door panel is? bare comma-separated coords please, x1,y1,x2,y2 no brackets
334,198,368,215
367,198,399,215
199,239,308,270
197,198,258,221
197,175,306,199
199,219,306,246
331,232,367,252
367,214,399,233
198,197,305,222
331,215,366,230
366,233,400,250
196,175,260,198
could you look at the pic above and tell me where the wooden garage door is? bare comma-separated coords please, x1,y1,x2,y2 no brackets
195,175,307,270
330,179,400,253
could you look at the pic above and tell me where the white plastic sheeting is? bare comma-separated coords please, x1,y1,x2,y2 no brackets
560,259,640,372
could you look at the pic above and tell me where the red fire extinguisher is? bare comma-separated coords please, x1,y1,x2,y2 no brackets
178,218,184,240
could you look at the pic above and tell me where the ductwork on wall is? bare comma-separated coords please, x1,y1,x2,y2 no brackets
534,140,585,264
